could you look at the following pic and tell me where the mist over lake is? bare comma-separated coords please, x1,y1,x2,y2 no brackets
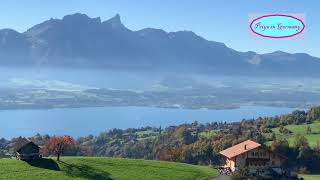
1,67,320,91
0,67,162,90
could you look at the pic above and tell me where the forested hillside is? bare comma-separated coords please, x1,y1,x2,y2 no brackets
1,107,320,174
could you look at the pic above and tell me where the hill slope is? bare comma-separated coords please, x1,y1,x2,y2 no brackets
0,157,217,180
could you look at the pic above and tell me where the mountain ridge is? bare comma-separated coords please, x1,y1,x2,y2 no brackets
0,13,319,76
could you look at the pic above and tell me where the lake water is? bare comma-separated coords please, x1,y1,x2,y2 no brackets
0,67,310,138
0,105,298,139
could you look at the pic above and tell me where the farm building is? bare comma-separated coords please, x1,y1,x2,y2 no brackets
15,141,41,160
219,140,286,175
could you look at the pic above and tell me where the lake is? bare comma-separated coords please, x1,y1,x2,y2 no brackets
0,105,298,139
0,67,311,138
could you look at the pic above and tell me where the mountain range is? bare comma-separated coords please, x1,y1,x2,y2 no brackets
0,13,319,76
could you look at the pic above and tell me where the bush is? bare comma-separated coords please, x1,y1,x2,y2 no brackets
230,167,249,180
298,167,309,174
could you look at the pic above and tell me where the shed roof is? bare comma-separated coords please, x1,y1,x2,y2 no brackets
17,141,40,153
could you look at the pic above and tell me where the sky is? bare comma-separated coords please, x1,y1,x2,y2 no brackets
0,0,319,57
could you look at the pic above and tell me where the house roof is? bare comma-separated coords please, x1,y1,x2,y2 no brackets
219,140,261,159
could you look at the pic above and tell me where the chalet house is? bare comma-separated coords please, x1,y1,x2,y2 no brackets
219,140,286,174
16,141,41,160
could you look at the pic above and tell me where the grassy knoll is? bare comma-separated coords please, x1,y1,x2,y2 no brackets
265,121,320,147
0,157,217,180
299,174,320,180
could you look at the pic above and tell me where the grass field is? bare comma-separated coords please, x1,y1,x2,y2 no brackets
265,121,320,147
299,174,320,180
0,157,218,180
199,130,217,139
135,130,158,141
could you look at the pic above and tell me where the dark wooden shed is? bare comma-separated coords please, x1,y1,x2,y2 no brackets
16,141,41,160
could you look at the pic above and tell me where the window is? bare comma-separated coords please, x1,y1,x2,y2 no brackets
272,161,275,165
251,152,254,156
255,152,259,156
242,154,245,158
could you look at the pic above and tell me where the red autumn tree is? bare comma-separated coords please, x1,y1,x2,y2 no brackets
43,135,75,161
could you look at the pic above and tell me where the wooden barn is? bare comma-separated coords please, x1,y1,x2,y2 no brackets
16,141,41,160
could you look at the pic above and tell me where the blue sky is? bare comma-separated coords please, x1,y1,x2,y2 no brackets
0,0,319,57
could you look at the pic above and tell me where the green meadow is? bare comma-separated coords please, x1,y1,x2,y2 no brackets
265,121,320,147
0,157,218,180
299,174,320,180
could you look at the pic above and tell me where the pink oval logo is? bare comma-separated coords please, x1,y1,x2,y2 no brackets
250,14,305,38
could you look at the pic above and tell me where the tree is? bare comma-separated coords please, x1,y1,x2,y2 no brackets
307,106,320,122
174,126,194,145
271,132,277,141
291,110,307,124
271,139,289,156
9,136,29,153
279,125,284,133
43,135,75,161
182,128,194,145
306,126,312,135
255,134,267,144
294,134,309,150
